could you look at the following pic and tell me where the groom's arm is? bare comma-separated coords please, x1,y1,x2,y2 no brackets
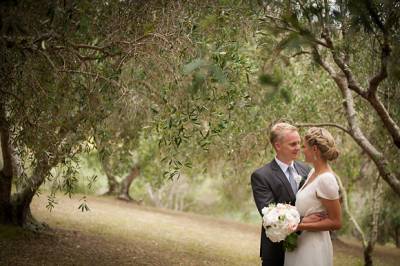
251,172,274,216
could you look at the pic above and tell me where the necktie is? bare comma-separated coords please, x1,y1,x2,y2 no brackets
287,166,298,194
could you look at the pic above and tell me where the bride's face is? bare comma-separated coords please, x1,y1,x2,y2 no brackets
302,141,316,163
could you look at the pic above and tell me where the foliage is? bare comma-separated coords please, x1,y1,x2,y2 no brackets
1,4,399,260
258,0,400,197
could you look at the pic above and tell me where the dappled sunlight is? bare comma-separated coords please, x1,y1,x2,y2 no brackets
19,194,398,266
30,194,260,265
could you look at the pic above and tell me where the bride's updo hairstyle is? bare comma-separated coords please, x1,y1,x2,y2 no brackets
304,127,339,161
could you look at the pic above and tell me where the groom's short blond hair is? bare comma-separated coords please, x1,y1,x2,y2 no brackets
270,122,298,147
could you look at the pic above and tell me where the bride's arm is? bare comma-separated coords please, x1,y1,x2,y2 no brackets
296,198,341,231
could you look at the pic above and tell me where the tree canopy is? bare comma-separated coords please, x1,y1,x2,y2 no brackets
1,2,399,262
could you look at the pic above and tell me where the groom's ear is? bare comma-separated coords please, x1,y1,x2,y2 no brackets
274,141,280,151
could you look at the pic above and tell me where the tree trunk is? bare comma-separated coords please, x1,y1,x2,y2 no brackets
94,134,120,196
146,184,163,207
11,144,23,192
0,103,47,228
364,244,374,266
105,174,119,195
0,171,12,224
395,228,400,248
363,176,382,266
10,154,51,227
0,104,13,224
9,200,47,231
100,158,119,195
118,165,140,201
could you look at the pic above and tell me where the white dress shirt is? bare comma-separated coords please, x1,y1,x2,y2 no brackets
274,157,299,184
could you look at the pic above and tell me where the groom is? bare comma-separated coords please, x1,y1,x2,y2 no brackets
251,122,311,266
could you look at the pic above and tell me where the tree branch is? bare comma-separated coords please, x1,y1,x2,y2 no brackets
320,29,400,148
310,45,400,193
320,28,367,97
295,122,352,136
364,0,387,34
68,42,111,52
312,46,338,78
339,82,400,195
331,51,367,97
261,15,329,48
38,50,56,70
290,50,311,58
368,41,390,96
336,173,367,247
367,93,400,149
58,69,127,91
0,88,24,104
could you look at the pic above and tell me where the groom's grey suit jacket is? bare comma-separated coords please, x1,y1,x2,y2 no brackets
251,159,311,266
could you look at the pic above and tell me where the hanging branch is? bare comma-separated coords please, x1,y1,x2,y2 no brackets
295,122,352,136
336,173,367,247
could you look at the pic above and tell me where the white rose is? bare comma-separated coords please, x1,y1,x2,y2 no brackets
262,203,300,242
294,174,302,186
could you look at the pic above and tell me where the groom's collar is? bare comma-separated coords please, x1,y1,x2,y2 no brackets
274,157,294,173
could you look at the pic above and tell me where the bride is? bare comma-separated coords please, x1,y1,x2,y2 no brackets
285,127,342,266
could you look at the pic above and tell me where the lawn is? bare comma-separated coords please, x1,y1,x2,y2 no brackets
0,194,398,265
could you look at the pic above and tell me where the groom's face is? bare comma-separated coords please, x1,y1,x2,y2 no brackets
275,130,301,163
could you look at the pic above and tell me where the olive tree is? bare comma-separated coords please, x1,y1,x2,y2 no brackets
0,0,147,227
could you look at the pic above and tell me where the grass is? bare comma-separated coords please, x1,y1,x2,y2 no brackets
0,194,399,265
0,224,35,239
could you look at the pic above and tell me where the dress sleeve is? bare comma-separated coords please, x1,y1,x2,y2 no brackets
316,173,339,200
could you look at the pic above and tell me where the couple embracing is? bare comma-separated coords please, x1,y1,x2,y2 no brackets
251,122,342,266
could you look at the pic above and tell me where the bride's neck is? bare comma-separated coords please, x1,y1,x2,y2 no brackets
313,160,330,174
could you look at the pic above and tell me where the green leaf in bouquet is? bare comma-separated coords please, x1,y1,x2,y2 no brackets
283,232,298,252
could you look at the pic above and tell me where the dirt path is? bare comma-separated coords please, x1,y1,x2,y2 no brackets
1,194,399,265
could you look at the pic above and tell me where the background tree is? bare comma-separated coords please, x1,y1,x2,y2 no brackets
260,0,400,196
0,0,143,227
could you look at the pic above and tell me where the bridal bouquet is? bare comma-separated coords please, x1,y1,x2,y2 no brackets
262,203,300,251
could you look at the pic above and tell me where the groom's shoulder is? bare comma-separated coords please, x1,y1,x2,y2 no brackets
251,159,275,177
295,160,312,172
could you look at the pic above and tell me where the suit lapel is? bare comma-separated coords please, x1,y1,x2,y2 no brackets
294,161,310,190
271,159,296,200
293,161,308,177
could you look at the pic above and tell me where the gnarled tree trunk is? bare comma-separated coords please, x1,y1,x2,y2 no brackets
10,153,51,229
100,157,119,195
0,105,50,228
118,165,140,201
98,148,140,201
0,170,12,224
0,104,13,224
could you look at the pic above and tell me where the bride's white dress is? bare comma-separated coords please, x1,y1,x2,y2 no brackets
284,169,339,266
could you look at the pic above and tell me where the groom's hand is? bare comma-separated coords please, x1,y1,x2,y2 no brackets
302,212,327,223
